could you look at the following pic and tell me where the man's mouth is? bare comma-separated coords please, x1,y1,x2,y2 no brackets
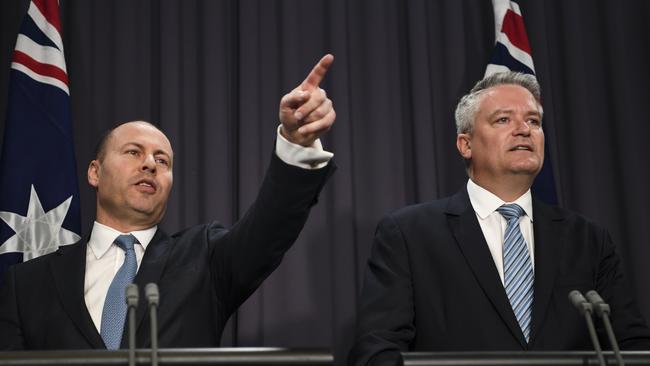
135,178,157,192
510,144,533,151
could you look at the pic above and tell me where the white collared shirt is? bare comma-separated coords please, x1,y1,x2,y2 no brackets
466,179,535,284
84,222,157,332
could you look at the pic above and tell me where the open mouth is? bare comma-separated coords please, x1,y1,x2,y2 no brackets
510,145,533,151
135,178,157,192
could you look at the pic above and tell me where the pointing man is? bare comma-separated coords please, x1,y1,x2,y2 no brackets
0,55,336,350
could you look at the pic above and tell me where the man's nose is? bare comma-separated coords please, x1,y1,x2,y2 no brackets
141,154,156,172
513,118,531,135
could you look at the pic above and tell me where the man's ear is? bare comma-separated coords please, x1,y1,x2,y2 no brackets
456,134,472,159
87,160,100,188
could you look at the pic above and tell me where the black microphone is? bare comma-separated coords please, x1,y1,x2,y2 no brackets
126,284,139,366
145,283,160,366
569,290,606,366
587,290,624,366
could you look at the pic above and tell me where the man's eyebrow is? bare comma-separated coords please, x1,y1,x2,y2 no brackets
154,150,171,159
121,142,144,150
486,109,542,120
121,142,172,157
486,109,513,120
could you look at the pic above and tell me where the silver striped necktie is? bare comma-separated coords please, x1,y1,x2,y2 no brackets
497,203,534,342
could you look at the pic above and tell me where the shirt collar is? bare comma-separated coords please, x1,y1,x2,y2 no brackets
466,179,534,221
88,221,158,259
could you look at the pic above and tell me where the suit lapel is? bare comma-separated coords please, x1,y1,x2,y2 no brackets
528,199,565,345
128,229,173,341
49,240,106,349
446,189,528,348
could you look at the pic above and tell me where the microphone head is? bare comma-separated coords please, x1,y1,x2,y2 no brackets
586,290,611,315
585,290,604,305
145,283,160,306
126,283,139,307
568,290,592,315
568,290,586,305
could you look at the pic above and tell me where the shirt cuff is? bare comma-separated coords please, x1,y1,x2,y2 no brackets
275,125,334,170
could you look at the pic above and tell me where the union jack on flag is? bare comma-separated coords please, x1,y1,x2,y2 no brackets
485,0,535,76
10,0,70,95
485,0,558,205
0,0,81,278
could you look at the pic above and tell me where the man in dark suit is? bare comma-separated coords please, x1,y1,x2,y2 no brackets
0,54,337,350
349,72,650,366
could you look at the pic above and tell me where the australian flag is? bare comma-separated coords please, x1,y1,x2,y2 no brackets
0,0,81,278
485,0,558,205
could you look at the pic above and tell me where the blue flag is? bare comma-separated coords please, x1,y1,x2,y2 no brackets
485,0,559,205
0,0,81,277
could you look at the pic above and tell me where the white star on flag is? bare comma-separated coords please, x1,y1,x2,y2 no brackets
0,185,80,261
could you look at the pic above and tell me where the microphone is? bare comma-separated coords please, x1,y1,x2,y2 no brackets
126,284,139,366
586,290,625,366
568,290,606,366
145,283,160,366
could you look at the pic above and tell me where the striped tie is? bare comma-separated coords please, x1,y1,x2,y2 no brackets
100,234,138,350
497,204,534,342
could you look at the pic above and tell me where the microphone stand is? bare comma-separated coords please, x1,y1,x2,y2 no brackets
125,284,139,366
569,290,606,366
145,283,160,366
587,290,625,366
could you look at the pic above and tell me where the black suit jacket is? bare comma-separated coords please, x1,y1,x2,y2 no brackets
0,154,333,350
350,188,650,366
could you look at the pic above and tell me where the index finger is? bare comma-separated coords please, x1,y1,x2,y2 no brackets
299,54,334,91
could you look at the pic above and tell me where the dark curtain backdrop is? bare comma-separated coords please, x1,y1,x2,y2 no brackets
1,0,650,363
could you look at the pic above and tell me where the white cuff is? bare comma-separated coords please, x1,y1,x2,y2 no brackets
275,125,333,169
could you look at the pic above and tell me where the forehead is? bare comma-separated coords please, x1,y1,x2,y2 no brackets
479,84,540,112
107,123,173,155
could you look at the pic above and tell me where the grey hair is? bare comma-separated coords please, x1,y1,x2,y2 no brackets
454,72,542,134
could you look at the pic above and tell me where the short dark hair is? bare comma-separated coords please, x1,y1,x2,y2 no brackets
93,120,164,161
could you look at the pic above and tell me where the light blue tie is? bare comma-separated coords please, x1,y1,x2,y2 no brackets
497,204,534,342
100,234,138,350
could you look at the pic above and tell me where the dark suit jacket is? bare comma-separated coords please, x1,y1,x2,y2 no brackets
350,188,650,366
0,154,333,350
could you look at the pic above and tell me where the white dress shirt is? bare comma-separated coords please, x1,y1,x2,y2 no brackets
84,131,333,332
466,179,535,284
84,222,156,332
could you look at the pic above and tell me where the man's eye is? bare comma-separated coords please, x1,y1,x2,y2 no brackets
126,150,138,155
528,119,542,127
497,117,509,124
156,158,169,166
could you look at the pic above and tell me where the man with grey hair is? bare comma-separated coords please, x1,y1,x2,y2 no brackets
350,71,650,366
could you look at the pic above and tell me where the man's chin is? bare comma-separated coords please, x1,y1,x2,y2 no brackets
129,206,163,224
509,163,542,176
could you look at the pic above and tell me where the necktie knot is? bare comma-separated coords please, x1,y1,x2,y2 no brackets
497,203,524,222
114,234,137,252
